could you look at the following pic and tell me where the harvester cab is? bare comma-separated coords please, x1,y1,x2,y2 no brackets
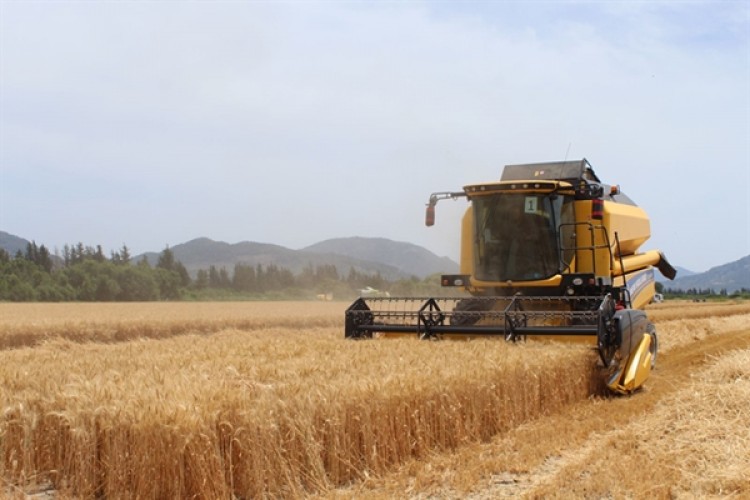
345,159,676,394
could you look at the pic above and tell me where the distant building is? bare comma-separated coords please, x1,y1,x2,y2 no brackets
359,286,390,298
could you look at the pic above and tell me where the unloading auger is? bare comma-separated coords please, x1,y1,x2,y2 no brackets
345,159,676,394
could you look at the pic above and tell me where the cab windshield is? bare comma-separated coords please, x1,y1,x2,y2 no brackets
473,193,574,281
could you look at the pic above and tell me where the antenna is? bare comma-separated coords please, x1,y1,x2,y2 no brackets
564,143,572,161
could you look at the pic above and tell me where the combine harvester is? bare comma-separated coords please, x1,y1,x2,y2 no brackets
345,159,676,394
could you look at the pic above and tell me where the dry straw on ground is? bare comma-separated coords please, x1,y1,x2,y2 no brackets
522,347,750,498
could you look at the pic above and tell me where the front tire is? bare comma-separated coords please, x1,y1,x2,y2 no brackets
450,298,494,326
647,324,658,369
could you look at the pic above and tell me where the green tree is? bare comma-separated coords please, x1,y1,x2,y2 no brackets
94,245,106,262
219,267,231,288
156,246,190,289
195,269,208,289
116,265,159,300
111,244,132,265
155,268,181,300
232,264,256,292
25,241,53,272
0,257,65,301
4,276,36,301
119,244,131,264
157,246,176,271
95,276,121,301
297,263,315,289
175,261,191,287
208,265,221,288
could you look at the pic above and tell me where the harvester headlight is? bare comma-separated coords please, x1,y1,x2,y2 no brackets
572,277,583,286
566,287,575,295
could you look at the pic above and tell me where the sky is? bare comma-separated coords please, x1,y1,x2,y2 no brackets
0,0,747,273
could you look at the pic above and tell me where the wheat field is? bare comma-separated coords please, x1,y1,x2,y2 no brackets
1,300,748,498
0,302,341,350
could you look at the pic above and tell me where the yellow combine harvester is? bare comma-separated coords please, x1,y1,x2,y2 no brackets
345,159,676,394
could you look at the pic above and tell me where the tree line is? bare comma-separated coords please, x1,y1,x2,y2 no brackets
4,242,746,302
661,287,750,299
0,242,436,301
0,242,186,301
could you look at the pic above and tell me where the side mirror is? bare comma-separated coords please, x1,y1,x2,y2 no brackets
424,191,465,227
425,203,435,227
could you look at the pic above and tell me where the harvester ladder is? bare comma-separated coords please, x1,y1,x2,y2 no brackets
558,222,613,278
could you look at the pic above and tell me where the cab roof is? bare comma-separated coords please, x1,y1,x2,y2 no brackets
500,159,601,184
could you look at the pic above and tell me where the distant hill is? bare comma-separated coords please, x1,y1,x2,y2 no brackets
137,237,457,280
664,256,750,293
0,231,30,255
655,265,696,282
0,231,458,280
303,237,459,278
673,266,697,278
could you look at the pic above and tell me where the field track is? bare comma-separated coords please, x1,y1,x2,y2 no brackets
1,300,748,498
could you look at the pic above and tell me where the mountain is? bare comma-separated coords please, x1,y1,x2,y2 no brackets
656,265,696,282
303,237,459,278
673,266,697,278
663,256,750,293
137,237,456,280
0,231,30,255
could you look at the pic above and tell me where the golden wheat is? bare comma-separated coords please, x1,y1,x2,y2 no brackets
0,320,600,497
655,313,750,353
646,299,750,321
2,300,747,498
0,301,342,350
